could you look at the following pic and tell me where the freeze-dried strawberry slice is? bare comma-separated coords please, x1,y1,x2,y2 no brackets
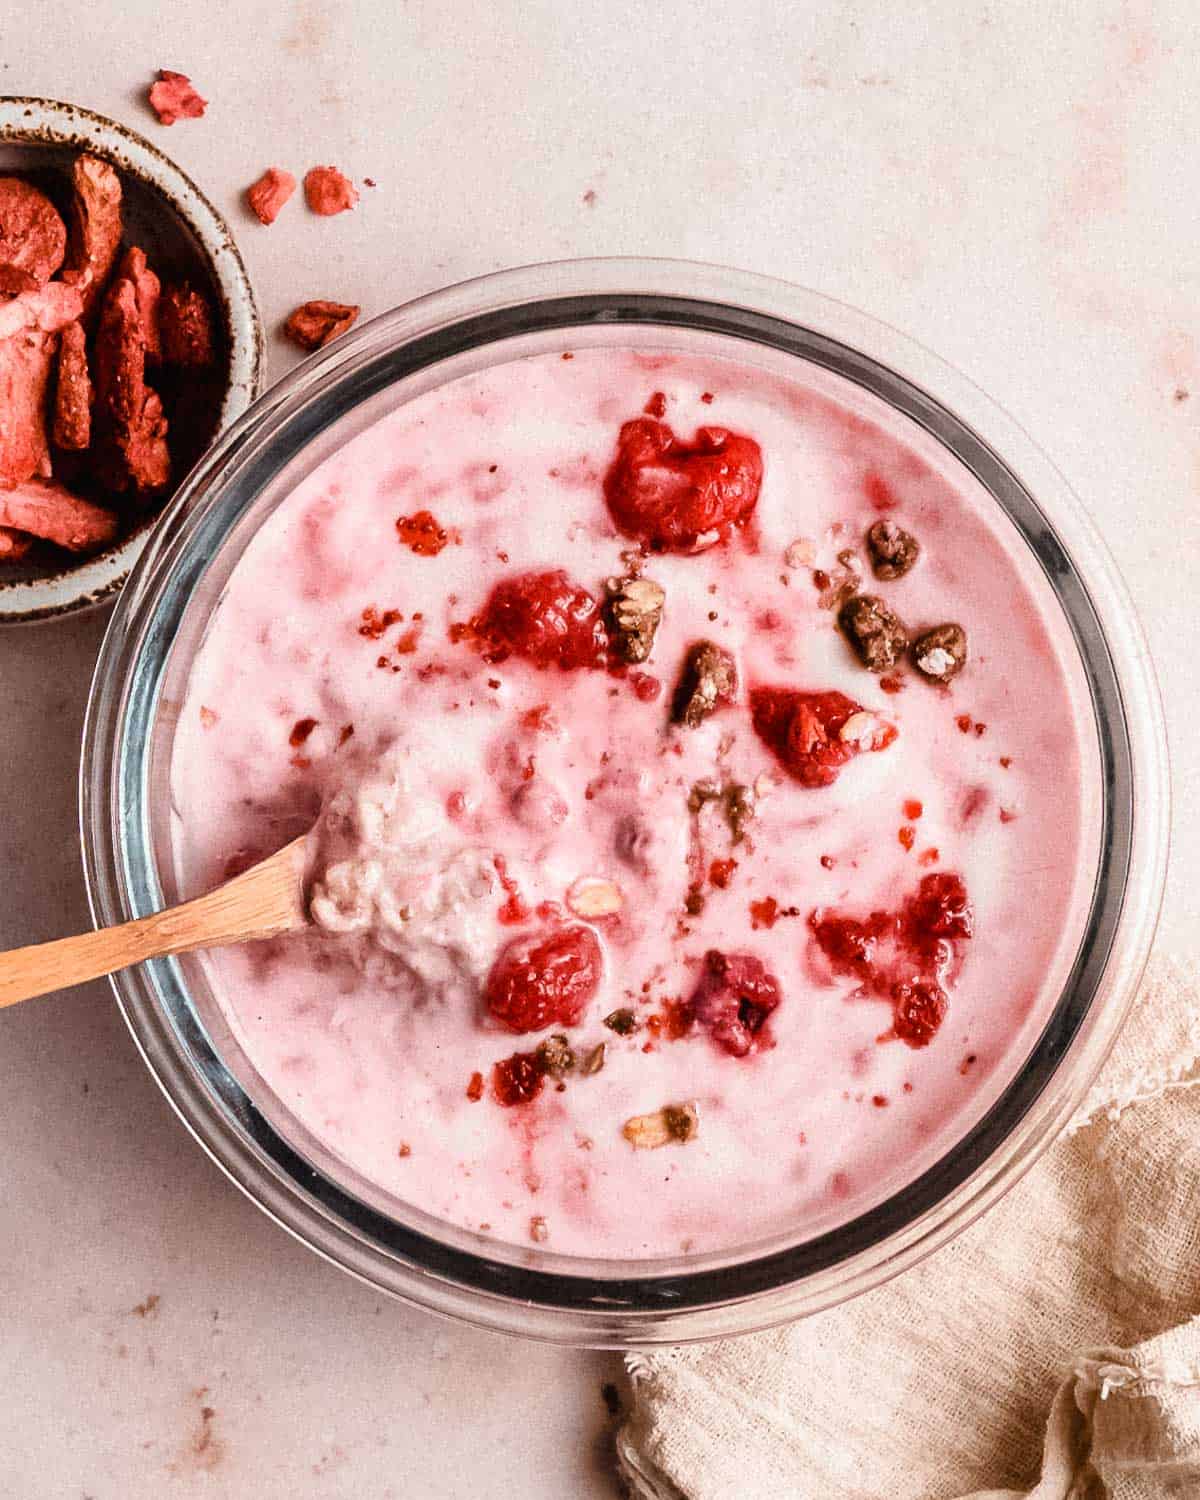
604,416,763,551
63,155,122,319
687,949,782,1058
469,569,610,670
485,924,603,1034
148,70,207,126
0,177,66,294
750,687,896,789
0,479,117,552
52,321,91,451
159,283,215,367
246,167,297,225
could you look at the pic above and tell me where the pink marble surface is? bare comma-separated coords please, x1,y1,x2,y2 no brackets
2,1,1197,1493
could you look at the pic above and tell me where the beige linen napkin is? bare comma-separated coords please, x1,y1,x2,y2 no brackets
618,956,1200,1500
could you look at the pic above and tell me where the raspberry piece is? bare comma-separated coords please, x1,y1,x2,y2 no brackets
603,417,763,552
492,1050,546,1106
809,910,894,979
891,979,948,1048
750,687,895,789
304,166,359,216
688,949,782,1058
903,872,974,951
472,569,610,670
246,167,297,225
148,70,207,126
396,509,454,556
485,924,603,1033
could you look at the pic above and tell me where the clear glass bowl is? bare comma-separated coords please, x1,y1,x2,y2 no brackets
81,259,1168,1345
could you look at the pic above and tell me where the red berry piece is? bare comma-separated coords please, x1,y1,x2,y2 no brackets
603,417,763,552
485,924,603,1034
688,949,782,1058
891,979,948,1048
492,1050,546,1106
809,910,894,979
750,687,895,789
903,872,973,954
471,570,610,670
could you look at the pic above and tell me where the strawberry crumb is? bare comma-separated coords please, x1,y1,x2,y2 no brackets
918,847,940,866
956,714,973,734
304,166,358,216
709,858,737,889
879,674,905,694
148,70,206,126
466,1071,484,1101
903,799,923,820
820,855,835,870
749,896,779,930
643,391,668,418
700,391,714,404
396,510,457,556
872,1095,888,1107
289,717,318,747
959,1053,977,1074
246,167,296,225
337,724,354,747
1000,755,1013,769
898,825,915,851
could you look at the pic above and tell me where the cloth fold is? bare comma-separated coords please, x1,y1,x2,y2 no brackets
618,956,1200,1500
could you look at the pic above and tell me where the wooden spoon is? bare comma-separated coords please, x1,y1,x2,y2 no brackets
0,836,308,1009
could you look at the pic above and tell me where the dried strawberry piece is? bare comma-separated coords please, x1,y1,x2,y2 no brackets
148,70,207,126
0,479,117,553
603,416,763,552
117,247,162,361
492,1050,546,1107
470,569,610,670
285,300,360,351
688,949,782,1058
92,277,171,495
0,528,34,562
0,177,67,294
304,166,359,216
159,283,215,367
63,155,123,319
52,321,92,451
485,924,603,1034
891,978,948,1048
0,282,83,487
750,687,895,789
246,167,297,226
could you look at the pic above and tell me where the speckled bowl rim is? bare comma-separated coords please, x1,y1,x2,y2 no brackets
0,95,264,623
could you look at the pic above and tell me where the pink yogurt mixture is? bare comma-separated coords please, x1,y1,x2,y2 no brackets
170,343,1101,1259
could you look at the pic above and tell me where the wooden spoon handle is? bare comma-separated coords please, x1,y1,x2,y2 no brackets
0,837,307,1009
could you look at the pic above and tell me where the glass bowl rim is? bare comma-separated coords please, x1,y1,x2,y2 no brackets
80,256,1169,1344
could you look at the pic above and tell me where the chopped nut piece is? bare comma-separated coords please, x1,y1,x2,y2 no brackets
866,518,920,580
784,537,816,568
536,1033,576,1076
582,1042,606,1075
529,1215,549,1243
687,779,722,813
604,574,665,663
838,593,908,673
838,711,894,751
567,876,623,917
604,1008,637,1036
912,622,968,683
672,640,738,728
724,783,756,843
622,1101,700,1150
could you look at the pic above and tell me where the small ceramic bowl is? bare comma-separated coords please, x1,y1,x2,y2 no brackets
0,96,263,623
